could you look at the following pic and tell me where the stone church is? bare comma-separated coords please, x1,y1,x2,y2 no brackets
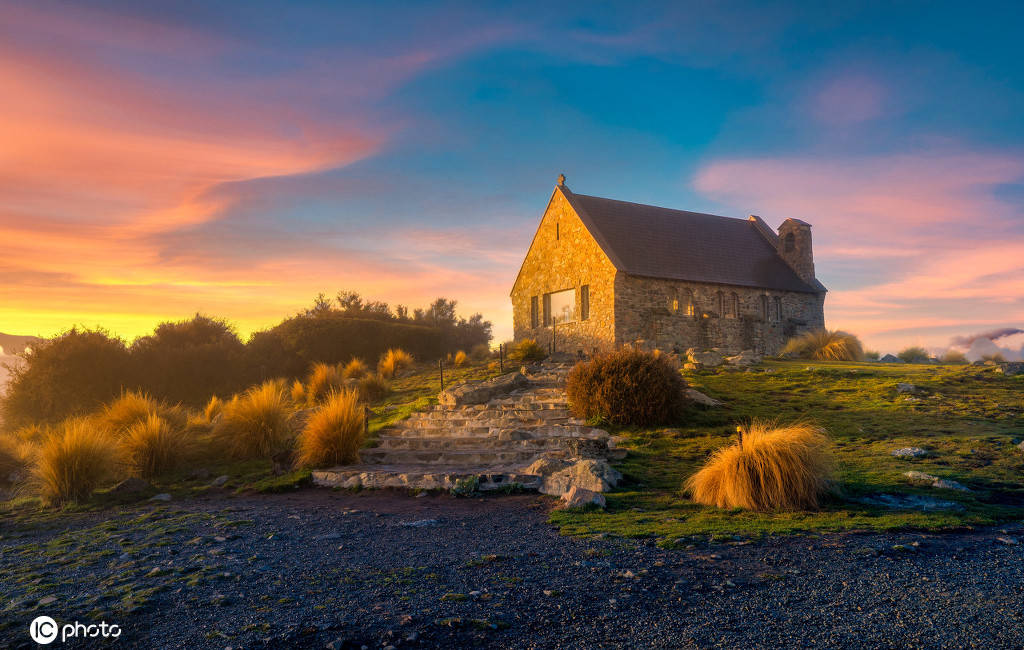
510,176,827,356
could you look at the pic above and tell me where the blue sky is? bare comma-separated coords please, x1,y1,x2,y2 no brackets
1,0,1022,352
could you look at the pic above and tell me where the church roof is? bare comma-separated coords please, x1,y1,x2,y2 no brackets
561,188,824,294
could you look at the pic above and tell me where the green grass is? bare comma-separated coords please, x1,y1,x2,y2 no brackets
552,360,1024,541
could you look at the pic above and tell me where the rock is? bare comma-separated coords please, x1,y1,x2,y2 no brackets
896,383,926,395
880,354,904,363
686,348,724,367
856,493,963,511
525,457,571,478
903,471,970,492
891,447,929,459
401,519,439,528
38,595,56,606
724,349,762,366
686,388,722,407
540,459,621,496
211,475,229,487
149,493,172,502
111,477,151,495
559,486,606,510
438,372,528,407
996,536,1019,545
997,362,1024,377
1018,441,1024,453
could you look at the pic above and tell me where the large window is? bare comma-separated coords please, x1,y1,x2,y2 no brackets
547,288,576,324
684,290,696,317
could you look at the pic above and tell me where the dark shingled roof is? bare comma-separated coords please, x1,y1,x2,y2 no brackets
563,189,823,294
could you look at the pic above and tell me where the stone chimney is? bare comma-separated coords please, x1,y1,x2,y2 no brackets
776,218,816,285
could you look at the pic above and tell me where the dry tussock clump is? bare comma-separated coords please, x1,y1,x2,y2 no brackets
0,434,36,483
290,380,307,405
357,374,389,402
296,389,365,468
685,420,833,511
941,350,968,364
781,329,864,362
99,391,185,437
121,413,193,479
306,362,345,403
342,358,368,380
213,380,295,459
454,350,467,367
566,347,687,426
378,349,413,378
32,418,118,505
509,338,546,362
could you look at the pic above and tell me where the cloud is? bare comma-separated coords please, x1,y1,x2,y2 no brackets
810,75,887,126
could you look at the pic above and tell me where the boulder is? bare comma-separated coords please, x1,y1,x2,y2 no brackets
111,477,151,495
149,493,172,502
686,349,724,367
524,457,570,479
997,362,1024,377
439,372,528,407
903,471,970,492
896,383,926,395
724,350,762,366
539,459,621,496
891,447,928,459
559,486,606,510
686,388,722,407
880,354,904,363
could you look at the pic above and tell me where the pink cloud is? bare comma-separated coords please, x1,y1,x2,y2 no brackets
810,75,887,125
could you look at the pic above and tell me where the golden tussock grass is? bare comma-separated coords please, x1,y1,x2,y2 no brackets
31,418,118,505
99,391,186,437
342,358,368,380
213,380,295,459
781,329,864,362
0,434,36,483
120,414,193,479
453,350,467,367
357,374,389,402
295,389,365,468
290,380,307,405
306,362,345,403
378,348,413,378
509,338,546,362
685,420,833,511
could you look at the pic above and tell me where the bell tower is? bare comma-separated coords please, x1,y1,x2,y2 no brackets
776,218,816,285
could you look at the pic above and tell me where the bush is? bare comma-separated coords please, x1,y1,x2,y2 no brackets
357,375,389,402
213,381,295,459
98,391,185,437
470,343,492,360
295,389,365,468
509,339,547,362
121,414,192,479
781,329,864,361
898,346,930,364
0,434,35,484
378,349,414,378
454,350,467,367
566,348,687,426
2,328,132,430
942,350,968,364
982,353,1006,363
289,380,307,405
31,418,117,505
864,350,880,361
306,362,345,403
342,358,368,380
685,421,832,511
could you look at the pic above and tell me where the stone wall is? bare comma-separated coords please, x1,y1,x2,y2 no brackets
613,274,825,355
511,188,618,354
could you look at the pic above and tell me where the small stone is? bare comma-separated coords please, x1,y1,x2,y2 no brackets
996,537,1019,545
38,596,56,606
469,590,482,598
214,536,227,543
401,519,439,528
896,383,925,394
405,632,418,642
149,493,172,502
891,447,928,459
559,486,606,510
211,475,229,487
398,615,413,626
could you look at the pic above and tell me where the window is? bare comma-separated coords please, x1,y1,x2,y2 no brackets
546,288,575,324
773,296,783,322
530,296,539,329
542,293,551,326
784,232,795,253
716,291,724,317
684,290,695,317
729,293,739,318
580,285,590,320
671,298,679,313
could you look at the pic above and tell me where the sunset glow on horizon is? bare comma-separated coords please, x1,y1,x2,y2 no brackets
2,1,1023,354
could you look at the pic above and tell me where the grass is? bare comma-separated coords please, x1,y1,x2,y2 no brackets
454,350,467,367
32,418,118,505
551,359,1024,539
121,414,193,479
357,374,389,402
98,391,185,437
342,358,368,379
212,380,295,459
781,329,865,361
685,420,833,511
378,348,414,378
306,362,345,404
295,389,365,468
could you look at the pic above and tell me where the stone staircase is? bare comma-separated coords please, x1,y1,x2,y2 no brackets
312,362,623,492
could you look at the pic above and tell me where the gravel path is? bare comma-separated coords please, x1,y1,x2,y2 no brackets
2,490,1023,648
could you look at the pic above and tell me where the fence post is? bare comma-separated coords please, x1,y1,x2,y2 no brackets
364,406,370,435
439,359,444,391
498,343,503,373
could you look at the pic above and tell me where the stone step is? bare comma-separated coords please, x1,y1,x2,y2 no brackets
404,418,572,432
312,465,542,491
382,424,606,439
373,435,586,451
359,448,557,466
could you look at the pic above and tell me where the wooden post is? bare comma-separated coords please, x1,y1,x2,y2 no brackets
439,359,444,391
498,343,503,373
364,405,370,435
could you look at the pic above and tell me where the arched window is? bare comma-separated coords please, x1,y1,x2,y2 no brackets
685,290,695,317
784,232,795,252
773,296,783,322
716,291,724,317
729,293,739,318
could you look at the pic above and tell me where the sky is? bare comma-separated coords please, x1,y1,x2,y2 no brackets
1,1,1023,354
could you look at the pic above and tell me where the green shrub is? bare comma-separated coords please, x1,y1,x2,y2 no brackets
898,346,930,364
295,389,365,468
781,329,864,361
509,339,547,362
213,381,295,459
470,343,492,360
566,348,687,426
31,418,117,505
864,350,880,361
941,350,968,364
